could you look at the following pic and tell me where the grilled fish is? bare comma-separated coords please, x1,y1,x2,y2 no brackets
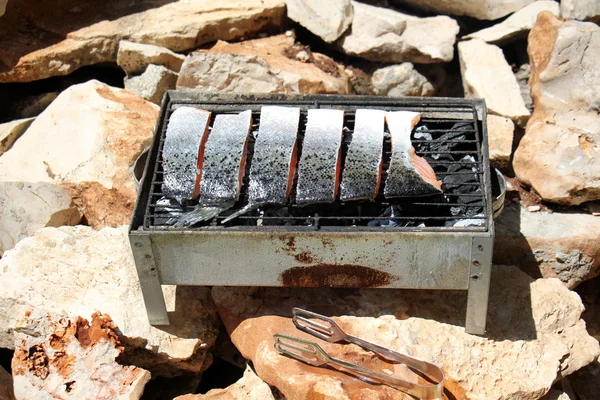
222,106,300,223
176,110,253,225
162,107,211,203
340,109,385,201
296,109,345,204
384,111,442,198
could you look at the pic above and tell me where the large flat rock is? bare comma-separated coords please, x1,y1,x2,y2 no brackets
0,0,285,83
513,12,600,205
285,0,353,43
0,80,158,228
391,0,537,20
336,1,459,64
0,225,220,377
213,266,599,400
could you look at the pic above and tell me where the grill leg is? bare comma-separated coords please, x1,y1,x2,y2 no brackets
465,237,493,335
129,234,170,325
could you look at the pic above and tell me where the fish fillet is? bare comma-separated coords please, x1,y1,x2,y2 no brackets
222,106,300,223
175,110,253,225
296,109,344,204
162,107,211,203
384,111,442,198
340,109,385,201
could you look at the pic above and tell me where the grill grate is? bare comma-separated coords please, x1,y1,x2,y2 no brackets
135,95,491,233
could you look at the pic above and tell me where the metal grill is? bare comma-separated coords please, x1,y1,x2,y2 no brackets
135,94,492,233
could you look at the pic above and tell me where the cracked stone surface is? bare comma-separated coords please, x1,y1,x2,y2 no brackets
11,307,150,400
0,225,220,377
0,80,158,228
0,0,285,83
514,12,600,205
117,40,185,75
213,265,599,400
124,64,178,105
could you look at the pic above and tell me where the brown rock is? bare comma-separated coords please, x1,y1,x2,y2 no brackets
0,0,285,83
177,35,350,94
213,266,599,400
513,12,600,205
11,307,150,399
0,80,158,228
175,365,275,400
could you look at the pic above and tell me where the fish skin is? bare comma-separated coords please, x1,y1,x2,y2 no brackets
199,110,253,205
340,109,386,201
162,107,211,204
384,111,443,198
248,106,301,205
175,110,252,225
296,109,345,204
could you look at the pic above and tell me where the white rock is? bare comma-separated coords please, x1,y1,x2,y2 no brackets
117,40,186,75
391,0,537,20
0,117,34,156
465,1,560,44
513,13,600,205
10,307,150,400
175,365,275,400
214,266,600,400
0,80,158,228
458,39,530,125
177,35,349,94
371,63,435,97
561,0,600,21
336,1,459,64
495,204,600,289
486,114,514,170
0,226,220,376
285,0,353,43
0,182,81,256
124,64,178,104
0,0,286,83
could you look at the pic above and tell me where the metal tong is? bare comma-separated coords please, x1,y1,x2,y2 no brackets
274,308,445,399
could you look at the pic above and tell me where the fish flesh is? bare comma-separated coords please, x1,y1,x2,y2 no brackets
340,109,385,201
295,109,345,204
162,107,211,203
176,110,253,225
384,111,442,198
222,106,300,223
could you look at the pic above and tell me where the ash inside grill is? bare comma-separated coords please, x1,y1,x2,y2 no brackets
140,98,490,232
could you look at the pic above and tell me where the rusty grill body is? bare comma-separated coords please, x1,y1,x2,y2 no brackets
129,92,494,335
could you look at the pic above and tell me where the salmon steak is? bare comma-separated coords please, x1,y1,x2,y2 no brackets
340,109,386,201
162,107,211,203
384,111,443,198
295,109,345,205
175,110,253,225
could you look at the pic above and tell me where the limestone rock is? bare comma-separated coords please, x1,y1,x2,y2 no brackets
371,63,435,97
391,0,537,20
0,117,34,156
213,266,600,400
0,182,81,256
0,226,220,376
336,1,459,64
177,35,349,94
458,39,530,125
465,1,560,44
515,63,534,112
124,64,178,104
117,41,185,75
11,307,150,400
175,365,275,400
0,80,158,228
561,0,600,22
285,0,353,43
487,115,514,170
542,389,572,400
513,12,600,205
0,365,14,400
495,204,600,289
0,0,286,83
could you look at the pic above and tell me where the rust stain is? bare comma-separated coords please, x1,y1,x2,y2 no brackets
280,264,397,288
279,235,296,252
294,252,314,264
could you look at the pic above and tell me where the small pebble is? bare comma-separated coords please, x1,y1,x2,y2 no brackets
527,205,541,212
296,50,310,62
285,30,293,37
